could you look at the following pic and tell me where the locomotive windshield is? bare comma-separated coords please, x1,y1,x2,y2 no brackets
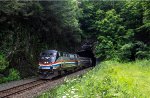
39,50,58,63
40,52,54,57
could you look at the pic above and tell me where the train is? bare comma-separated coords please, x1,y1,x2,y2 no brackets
38,50,93,79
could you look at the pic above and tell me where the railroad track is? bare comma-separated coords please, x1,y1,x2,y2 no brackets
0,79,49,98
0,67,93,98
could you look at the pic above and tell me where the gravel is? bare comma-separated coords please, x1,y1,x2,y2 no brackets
0,77,38,92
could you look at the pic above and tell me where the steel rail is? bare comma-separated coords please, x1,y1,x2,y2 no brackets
0,80,49,98
0,66,93,98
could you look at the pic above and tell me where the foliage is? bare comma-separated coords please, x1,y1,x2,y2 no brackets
4,68,20,82
79,1,150,61
0,53,9,73
95,9,126,60
38,60,150,98
0,0,150,83
0,0,82,80
0,68,20,83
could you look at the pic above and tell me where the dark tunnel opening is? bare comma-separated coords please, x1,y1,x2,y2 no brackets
76,50,96,66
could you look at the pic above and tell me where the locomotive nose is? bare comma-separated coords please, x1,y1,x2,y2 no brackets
39,56,56,65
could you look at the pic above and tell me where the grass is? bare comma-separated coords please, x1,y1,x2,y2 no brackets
38,60,150,98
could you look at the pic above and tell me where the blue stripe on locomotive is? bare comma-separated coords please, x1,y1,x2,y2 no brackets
39,66,53,69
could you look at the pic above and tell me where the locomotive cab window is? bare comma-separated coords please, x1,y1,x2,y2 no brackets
40,52,53,57
49,53,53,57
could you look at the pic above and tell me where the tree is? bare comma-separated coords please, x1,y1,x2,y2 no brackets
95,9,126,59
0,0,82,79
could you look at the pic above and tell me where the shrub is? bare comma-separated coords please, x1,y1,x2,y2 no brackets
3,68,20,83
119,42,150,61
135,41,150,59
0,53,9,72
119,43,133,61
7,68,20,81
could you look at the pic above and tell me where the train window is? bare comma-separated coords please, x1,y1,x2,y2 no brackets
67,54,69,57
49,53,53,56
70,54,74,58
63,53,66,57
40,52,56,57
74,54,77,58
40,52,50,56
40,52,46,56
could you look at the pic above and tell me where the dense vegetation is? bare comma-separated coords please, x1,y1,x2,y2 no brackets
0,1,81,83
38,60,150,98
80,1,150,61
0,0,149,83
39,1,149,97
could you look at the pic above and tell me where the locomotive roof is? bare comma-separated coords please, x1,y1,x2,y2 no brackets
41,50,77,55
42,50,57,53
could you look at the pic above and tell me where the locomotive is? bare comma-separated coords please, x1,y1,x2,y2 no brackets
38,50,92,79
